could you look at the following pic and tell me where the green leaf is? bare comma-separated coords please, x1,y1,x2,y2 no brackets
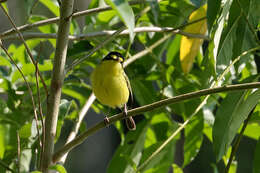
67,40,93,58
19,123,32,139
253,137,260,173
59,99,72,118
216,0,258,74
39,0,59,16
213,89,260,161
105,0,135,42
172,164,183,173
49,164,67,173
183,114,204,167
166,35,181,65
107,121,148,173
207,0,221,31
0,125,5,159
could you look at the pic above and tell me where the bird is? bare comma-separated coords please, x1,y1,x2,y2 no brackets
91,51,136,130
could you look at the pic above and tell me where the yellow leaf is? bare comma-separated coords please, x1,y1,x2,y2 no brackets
180,4,207,74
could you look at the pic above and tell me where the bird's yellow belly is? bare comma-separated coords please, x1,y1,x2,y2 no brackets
92,72,129,108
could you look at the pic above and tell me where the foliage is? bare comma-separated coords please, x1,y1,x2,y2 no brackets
0,0,259,172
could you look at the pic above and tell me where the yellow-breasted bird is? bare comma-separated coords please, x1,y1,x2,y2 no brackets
91,51,136,130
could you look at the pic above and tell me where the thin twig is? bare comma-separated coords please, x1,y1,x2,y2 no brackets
0,4,48,96
16,131,20,173
224,107,255,173
52,82,260,163
2,27,210,41
41,0,74,171
0,0,144,39
35,62,45,169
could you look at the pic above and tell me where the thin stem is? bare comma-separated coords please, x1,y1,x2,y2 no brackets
16,131,20,173
41,0,74,171
0,4,48,96
52,81,260,163
0,0,144,39
2,27,209,41
35,62,45,169
224,107,255,173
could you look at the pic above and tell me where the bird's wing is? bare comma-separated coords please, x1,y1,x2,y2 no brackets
123,72,134,108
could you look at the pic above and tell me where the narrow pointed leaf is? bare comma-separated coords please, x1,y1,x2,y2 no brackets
213,89,260,161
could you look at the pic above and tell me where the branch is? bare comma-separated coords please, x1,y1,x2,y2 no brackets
2,27,210,41
0,0,143,39
41,0,74,171
52,82,260,163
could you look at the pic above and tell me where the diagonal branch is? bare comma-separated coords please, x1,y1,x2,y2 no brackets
52,81,260,163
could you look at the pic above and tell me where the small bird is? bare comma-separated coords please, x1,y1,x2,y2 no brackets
91,51,136,130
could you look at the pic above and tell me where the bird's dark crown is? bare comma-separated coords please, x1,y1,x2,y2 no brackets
102,51,124,63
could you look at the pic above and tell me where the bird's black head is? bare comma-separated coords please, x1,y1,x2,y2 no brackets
102,51,124,63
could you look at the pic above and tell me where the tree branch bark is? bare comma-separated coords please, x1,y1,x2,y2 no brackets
41,0,74,172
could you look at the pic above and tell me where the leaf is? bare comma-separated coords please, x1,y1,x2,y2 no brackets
253,137,260,173
213,89,260,161
105,0,135,42
39,0,59,16
107,121,148,173
216,0,258,74
183,114,204,167
67,40,93,58
0,125,5,159
166,35,181,65
180,4,207,74
172,164,183,173
207,0,221,31
49,164,67,173
19,123,32,139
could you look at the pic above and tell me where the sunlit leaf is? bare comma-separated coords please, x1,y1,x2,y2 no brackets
39,0,59,16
